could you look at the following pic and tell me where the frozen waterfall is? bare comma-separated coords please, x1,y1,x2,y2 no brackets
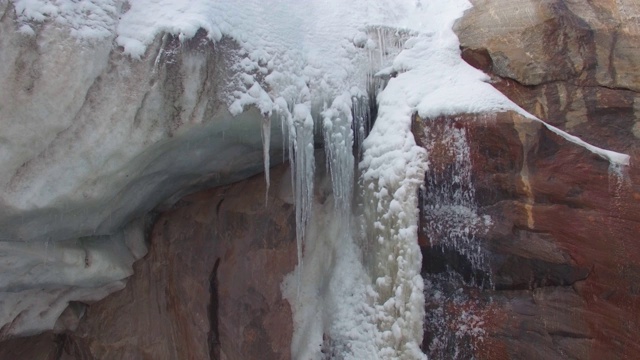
3,0,633,358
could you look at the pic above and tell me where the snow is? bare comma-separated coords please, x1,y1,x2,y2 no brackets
11,0,629,163
543,124,630,165
14,0,119,38
12,0,631,168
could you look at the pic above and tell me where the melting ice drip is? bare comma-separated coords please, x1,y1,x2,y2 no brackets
419,121,491,277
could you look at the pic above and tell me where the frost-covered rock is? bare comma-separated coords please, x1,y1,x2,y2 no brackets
0,2,284,337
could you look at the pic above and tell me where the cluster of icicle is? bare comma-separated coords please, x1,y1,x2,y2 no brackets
271,27,430,359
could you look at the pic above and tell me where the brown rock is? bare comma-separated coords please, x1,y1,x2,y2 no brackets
455,0,640,90
90,164,295,360
431,3,640,356
0,333,62,360
455,0,640,158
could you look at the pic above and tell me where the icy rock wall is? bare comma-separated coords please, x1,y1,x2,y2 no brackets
4,0,631,357
1,0,429,352
0,2,285,337
417,119,492,275
2,1,430,351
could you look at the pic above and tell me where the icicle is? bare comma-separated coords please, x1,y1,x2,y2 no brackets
376,27,384,66
287,103,315,294
261,115,271,205
322,93,355,216
351,95,371,157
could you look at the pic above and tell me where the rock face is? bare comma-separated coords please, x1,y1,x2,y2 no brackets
0,164,297,360
416,111,640,359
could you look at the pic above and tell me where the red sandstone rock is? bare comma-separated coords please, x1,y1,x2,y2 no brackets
416,111,640,360
417,2,640,357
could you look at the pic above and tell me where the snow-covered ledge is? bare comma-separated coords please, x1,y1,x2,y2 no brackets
0,2,285,337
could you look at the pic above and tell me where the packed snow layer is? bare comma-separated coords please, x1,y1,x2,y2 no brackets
0,221,145,336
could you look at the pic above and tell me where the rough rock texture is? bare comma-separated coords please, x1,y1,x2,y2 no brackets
455,0,640,159
0,164,297,360
416,112,640,360
455,0,640,89
0,2,284,337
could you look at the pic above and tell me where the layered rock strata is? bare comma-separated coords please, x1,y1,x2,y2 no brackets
455,0,640,159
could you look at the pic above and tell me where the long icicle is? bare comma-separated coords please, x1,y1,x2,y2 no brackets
290,103,315,296
261,114,271,205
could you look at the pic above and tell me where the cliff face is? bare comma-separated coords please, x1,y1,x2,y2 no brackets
416,112,640,359
418,1,640,358
455,0,640,157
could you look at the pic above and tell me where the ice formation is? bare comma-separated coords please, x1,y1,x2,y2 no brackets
418,121,492,276
2,0,633,357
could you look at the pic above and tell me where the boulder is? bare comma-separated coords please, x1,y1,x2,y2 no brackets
455,0,640,158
